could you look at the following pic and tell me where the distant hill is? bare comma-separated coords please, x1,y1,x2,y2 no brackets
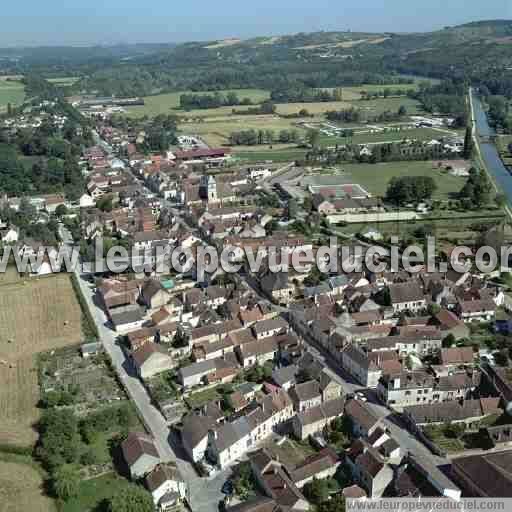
3,20,511,95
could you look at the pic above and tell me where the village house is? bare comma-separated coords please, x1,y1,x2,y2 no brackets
181,413,217,463
290,448,341,488
236,337,279,368
292,397,345,440
208,389,294,469
344,399,382,438
249,449,309,511
389,282,427,314
430,309,470,339
402,398,502,429
272,365,298,391
121,432,161,479
345,441,394,499
177,357,238,389
377,370,481,408
456,299,497,323
289,380,322,412
145,463,187,510
341,344,382,388
260,272,295,305
132,342,174,380
110,305,145,333
141,279,170,310
440,347,475,369
252,317,289,340
451,451,512,498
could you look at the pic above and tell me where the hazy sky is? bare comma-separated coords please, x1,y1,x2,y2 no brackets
1,0,511,47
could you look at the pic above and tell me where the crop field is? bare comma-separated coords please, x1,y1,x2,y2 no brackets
0,458,55,512
125,88,270,118
0,80,25,109
0,274,83,361
0,356,39,447
0,274,83,447
326,161,466,200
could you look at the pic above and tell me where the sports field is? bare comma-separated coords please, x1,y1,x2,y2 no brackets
319,127,447,147
0,272,83,447
329,161,466,200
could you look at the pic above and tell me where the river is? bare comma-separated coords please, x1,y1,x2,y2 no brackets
470,89,512,205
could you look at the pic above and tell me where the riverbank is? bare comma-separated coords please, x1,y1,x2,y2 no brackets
469,88,512,220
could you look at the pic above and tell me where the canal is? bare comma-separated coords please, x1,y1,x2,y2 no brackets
471,89,512,205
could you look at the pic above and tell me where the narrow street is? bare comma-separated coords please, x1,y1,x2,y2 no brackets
59,224,224,512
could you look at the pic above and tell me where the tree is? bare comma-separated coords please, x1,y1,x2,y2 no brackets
385,176,437,206
427,303,441,316
442,333,456,348
463,126,474,159
306,129,320,148
52,464,80,500
287,198,299,219
55,204,68,217
459,168,492,208
107,486,154,512
303,478,330,505
496,194,507,209
398,105,407,117
96,195,114,212
318,494,345,512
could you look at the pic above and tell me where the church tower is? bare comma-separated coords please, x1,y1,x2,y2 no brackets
207,175,218,203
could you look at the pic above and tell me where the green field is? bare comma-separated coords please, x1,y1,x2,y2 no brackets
181,114,304,146
60,473,136,512
47,77,79,86
0,80,25,109
235,147,308,162
319,127,448,147
320,82,421,101
333,161,466,199
275,100,352,116
126,88,270,118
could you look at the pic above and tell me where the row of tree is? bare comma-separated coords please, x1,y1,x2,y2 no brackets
179,91,252,110
270,87,343,103
228,128,300,146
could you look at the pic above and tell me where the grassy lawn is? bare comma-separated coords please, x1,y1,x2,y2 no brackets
275,101,352,116
126,88,270,118
0,80,25,109
60,473,135,512
319,127,447,147
331,161,466,199
320,82,421,101
180,114,305,147
234,148,307,162
264,438,317,468
185,386,222,409
348,96,422,116
423,425,465,453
